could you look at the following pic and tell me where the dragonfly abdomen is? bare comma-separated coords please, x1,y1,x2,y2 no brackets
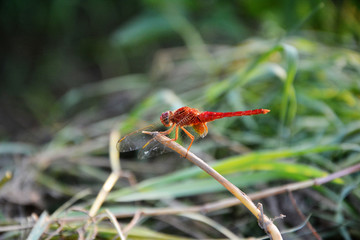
199,109,270,122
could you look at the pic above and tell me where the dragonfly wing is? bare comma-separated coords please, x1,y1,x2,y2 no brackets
117,133,152,152
117,124,159,152
137,138,170,159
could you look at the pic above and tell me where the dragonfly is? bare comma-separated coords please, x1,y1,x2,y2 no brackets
117,106,270,157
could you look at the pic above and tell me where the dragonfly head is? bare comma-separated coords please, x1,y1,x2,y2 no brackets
160,111,173,127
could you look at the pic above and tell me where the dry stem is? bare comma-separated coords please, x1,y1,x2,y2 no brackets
143,131,283,240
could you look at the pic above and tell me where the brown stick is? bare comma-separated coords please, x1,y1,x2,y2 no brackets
143,131,283,240
288,191,322,240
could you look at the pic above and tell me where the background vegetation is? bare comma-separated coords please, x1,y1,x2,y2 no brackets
1,0,360,239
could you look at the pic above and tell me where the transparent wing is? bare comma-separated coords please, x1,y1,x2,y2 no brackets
117,124,173,159
117,124,160,152
137,138,171,159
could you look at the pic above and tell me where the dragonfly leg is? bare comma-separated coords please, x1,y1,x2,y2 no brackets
159,124,181,144
180,126,194,156
159,124,176,136
172,125,179,141
160,124,181,143
142,124,176,151
165,125,180,143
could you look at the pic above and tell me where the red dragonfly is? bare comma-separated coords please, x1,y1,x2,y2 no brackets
118,106,270,157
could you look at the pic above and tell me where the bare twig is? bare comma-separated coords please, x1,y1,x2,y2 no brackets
288,191,322,240
44,221,65,240
123,211,143,234
89,171,121,218
3,155,359,235
109,127,121,173
143,131,283,240
105,209,126,240
315,163,360,185
89,127,122,218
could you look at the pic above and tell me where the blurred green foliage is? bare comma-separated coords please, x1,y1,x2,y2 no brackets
1,0,360,239
1,0,359,138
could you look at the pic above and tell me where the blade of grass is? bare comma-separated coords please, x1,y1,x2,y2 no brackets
26,211,49,240
108,144,342,197
180,213,240,240
279,44,298,141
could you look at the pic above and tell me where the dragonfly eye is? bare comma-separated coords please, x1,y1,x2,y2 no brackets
160,111,171,127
